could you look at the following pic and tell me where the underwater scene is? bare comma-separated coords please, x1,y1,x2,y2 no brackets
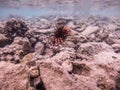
0,0,120,90
0,0,120,19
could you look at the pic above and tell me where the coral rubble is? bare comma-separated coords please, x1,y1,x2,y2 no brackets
0,16,120,90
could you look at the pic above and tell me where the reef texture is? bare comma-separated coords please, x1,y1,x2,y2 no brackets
0,16,120,90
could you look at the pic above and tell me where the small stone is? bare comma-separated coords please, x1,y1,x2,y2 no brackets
6,55,14,61
35,42,44,55
88,34,95,41
1,56,6,61
63,41,75,48
44,48,54,57
75,28,84,32
29,37,37,47
39,19,51,29
112,44,120,53
29,66,39,78
22,39,31,53
81,26,99,36
62,60,73,73
67,21,75,29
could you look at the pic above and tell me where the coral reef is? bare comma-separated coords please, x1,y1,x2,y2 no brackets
4,18,28,42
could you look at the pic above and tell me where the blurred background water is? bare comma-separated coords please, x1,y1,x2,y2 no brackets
0,0,120,19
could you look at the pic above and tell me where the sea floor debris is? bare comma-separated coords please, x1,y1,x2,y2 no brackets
0,16,120,90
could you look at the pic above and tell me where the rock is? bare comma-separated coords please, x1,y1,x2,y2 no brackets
39,19,51,29
6,54,14,61
34,28,54,34
70,29,79,35
62,60,73,73
34,42,44,55
59,16,73,21
87,33,96,41
20,40,31,54
25,29,38,47
63,41,75,48
39,61,76,90
0,61,32,90
53,17,70,30
37,50,120,90
0,37,31,63
13,37,31,54
0,16,120,90
67,21,75,29
112,44,120,53
72,62,91,76
74,20,87,32
4,18,28,38
29,37,37,47
94,28,109,42
74,51,120,90
0,34,10,47
49,47,76,64
53,17,73,24
93,51,120,77
106,34,120,45
28,18,51,30
76,42,113,60
0,44,23,63
67,34,87,43
43,48,54,57
81,26,99,36
107,24,118,31
75,27,85,32
38,34,49,43
114,28,120,39
21,53,36,67
13,55,20,63
29,66,39,78
37,60,99,90
21,53,46,67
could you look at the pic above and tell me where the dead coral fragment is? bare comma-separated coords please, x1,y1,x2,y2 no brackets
50,18,71,45
4,18,28,38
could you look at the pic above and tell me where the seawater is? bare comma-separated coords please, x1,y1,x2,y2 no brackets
0,0,120,19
